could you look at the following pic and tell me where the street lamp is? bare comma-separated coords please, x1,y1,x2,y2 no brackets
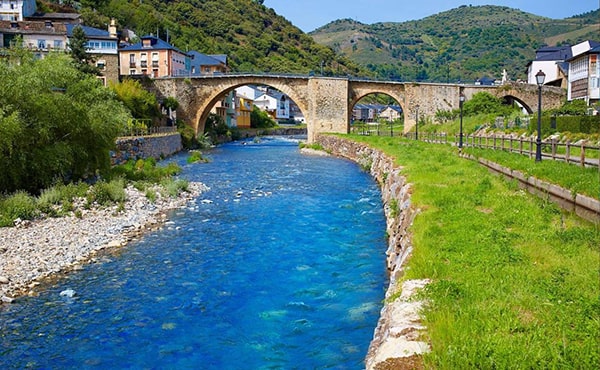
459,93,465,150
535,69,546,162
415,105,419,141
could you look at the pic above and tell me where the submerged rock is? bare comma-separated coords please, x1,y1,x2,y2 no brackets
60,289,76,298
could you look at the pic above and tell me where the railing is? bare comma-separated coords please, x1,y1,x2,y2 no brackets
404,132,600,168
120,125,178,138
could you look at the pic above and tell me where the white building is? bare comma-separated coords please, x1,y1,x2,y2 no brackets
235,85,260,100
254,91,290,121
526,45,572,87
0,19,67,51
0,0,36,21
567,44,600,107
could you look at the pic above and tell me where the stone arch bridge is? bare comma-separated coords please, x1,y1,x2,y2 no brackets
152,75,565,142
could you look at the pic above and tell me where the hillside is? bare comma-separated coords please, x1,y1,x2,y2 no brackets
310,6,600,82
40,0,367,76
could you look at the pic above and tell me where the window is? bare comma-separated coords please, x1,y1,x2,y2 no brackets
96,59,106,70
37,39,46,49
129,69,136,75
129,54,136,67
53,40,63,49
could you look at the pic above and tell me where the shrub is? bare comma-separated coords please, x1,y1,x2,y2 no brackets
109,158,181,182
0,191,39,226
160,178,189,197
178,123,200,149
86,178,126,206
145,189,157,203
187,151,208,163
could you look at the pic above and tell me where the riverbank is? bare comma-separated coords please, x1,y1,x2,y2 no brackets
326,134,599,368
0,182,208,304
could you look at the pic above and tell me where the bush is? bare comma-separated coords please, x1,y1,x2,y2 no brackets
178,122,200,149
534,115,600,135
160,178,189,197
86,178,126,206
0,191,39,226
109,158,181,182
251,106,276,128
187,151,209,163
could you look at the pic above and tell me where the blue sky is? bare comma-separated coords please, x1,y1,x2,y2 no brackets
263,0,599,32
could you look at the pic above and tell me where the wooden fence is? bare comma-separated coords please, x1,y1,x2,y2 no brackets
402,132,599,168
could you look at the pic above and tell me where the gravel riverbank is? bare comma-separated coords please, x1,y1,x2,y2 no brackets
0,182,208,304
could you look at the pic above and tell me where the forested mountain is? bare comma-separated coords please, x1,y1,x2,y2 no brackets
310,6,600,82
40,2,597,82
39,0,367,76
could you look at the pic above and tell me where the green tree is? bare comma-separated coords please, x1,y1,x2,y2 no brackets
69,25,100,76
110,79,161,121
250,106,276,128
551,99,589,116
462,92,516,116
0,49,130,194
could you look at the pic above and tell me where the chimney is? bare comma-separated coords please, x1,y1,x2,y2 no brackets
108,18,117,38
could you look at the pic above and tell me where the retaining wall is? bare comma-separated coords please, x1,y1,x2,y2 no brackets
111,133,183,165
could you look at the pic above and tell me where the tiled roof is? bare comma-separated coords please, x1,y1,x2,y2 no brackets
0,20,66,34
120,35,185,54
28,12,81,21
65,24,112,39
535,45,572,61
189,50,224,66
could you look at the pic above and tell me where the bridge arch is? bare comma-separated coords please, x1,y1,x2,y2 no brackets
189,77,310,135
500,95,532,114
348,92,405,133
153,76,310,136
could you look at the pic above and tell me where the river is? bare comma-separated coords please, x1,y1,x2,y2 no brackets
0,136,388,369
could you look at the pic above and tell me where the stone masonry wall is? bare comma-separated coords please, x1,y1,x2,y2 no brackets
111,133,183,165
315,134,430,369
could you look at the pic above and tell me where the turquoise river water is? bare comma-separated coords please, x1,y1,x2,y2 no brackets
0,136,388,369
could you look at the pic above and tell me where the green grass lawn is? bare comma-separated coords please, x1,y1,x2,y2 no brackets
463,147,600,200
344,135,600,369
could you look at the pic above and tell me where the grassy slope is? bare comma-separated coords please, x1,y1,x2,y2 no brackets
344,135,599,368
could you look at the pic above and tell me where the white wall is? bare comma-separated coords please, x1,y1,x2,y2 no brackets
527,61,558,85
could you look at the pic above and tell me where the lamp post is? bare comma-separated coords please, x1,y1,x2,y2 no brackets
459,93,465,150
535,69,546,162
415,105,419,141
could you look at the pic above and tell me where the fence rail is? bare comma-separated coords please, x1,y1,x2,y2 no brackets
402,132,599,168
120,125,178,138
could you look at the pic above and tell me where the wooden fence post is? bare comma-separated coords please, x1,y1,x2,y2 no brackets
580,140,587,167
519,137,523,155
529,137,533,159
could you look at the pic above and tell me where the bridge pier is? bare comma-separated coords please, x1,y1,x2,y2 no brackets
306,78,350,142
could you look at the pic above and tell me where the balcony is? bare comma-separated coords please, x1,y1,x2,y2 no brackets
129,62,136,68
